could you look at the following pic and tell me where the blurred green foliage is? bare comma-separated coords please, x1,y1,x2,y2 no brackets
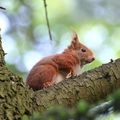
0,0,120,79
21,89,120,120
112,89,120,112
21,101,92,120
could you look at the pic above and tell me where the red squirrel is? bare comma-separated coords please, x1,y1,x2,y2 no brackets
26,32,95,90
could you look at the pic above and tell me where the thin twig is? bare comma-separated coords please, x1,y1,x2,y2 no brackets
43,0,52,41
0,7,6,10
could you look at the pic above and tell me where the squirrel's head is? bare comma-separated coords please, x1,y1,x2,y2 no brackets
64,32,95,65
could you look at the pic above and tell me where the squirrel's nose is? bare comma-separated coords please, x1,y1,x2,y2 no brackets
91,57,95,61
88,56,95,63
87,56,95,63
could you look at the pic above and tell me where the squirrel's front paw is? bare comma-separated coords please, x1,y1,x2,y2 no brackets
66,72,77,79
66,72,72,78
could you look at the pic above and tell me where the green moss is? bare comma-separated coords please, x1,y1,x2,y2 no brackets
0,35,33,119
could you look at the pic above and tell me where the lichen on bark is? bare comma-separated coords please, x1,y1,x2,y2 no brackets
0,35,34,120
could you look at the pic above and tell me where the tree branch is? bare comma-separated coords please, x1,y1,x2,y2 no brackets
88,100,113,116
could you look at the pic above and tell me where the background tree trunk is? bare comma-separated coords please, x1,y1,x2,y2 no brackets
0,35,120,120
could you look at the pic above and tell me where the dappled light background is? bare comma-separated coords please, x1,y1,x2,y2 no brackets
0,0,120,79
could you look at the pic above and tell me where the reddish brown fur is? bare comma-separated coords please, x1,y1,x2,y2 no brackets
26,32,95,90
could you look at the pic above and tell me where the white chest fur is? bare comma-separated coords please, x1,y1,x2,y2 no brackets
74,64,81,75
53,65,81,84
53,74,64,84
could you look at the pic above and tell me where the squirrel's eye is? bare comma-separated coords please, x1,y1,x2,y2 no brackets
81,48,86,52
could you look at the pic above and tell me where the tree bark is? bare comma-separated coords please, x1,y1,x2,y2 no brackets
0,35,120,120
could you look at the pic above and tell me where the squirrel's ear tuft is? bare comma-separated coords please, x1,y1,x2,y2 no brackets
71,32,79,44
65,32,80,51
